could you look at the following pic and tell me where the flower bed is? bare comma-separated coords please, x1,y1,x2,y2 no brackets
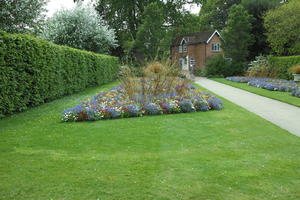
62,85,223,122
226,76,300,98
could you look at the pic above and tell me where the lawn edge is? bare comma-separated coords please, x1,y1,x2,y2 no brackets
211,78,300,108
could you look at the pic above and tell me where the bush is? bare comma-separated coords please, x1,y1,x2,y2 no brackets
205,55,245,77
194,67,206,77
0,31,119,117
269,55,300,80
41,3,117,54
247,55,278,78
290,65,300,74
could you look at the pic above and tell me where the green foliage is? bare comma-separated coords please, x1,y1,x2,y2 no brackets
0,31,119,117
269,55,300,80
41,3,117,54
241,0,281,59
0,0,47,34
264,0,300,56
134,2,171,61
94,0,198,59
247,55,278,78
222,4,253,62
173,14,203,36
198,0,241,30
205,55,244,77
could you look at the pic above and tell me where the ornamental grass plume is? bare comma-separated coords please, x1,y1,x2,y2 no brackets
119,61,191,103
290,65,300,74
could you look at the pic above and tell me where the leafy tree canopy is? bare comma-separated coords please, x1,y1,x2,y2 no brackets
0,0,47,34
40,3,117,54
134,2,171,61
264,0,300,56
93,0,200,57
241,0,281,59
173,13,202,36
222,4,253,62
198,0,241,31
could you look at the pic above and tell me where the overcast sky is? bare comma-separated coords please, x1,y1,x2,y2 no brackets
46,0,75,17
46,0,200,18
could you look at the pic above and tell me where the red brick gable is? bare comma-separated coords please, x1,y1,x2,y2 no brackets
171,30,223,71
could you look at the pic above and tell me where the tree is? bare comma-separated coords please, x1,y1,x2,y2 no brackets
0,0,47,34
134,2,171,61
241,0,281,59
198,0,241,31
93,0,200,57
41,3,117,54
222,4,253,62
264,0,300,56
173,14,202,36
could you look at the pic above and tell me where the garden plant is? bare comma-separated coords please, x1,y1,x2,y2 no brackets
226,76,300,98
62,63,223,122
290,65,300,81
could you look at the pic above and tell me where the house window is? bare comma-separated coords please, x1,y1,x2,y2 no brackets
211,43,221,52
183,44,187,52
179,38,187,53
190,58,195,66
179,46,183,53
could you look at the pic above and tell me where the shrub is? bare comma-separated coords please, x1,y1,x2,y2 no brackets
208,97,223,110
179,99,196,113
291,87,300,98
205,55,245,77
120,62,191,103
0,31,119,117
193,99,209,112
290,65,300,74
143,103,163,115
194,67,206,77
247,55,278,78
269,55,300,80
122,104,142,118
160,101,181,114
41,3,117,54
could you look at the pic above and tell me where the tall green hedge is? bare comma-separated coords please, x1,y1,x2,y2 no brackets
0,31,119,117
269,55,300,80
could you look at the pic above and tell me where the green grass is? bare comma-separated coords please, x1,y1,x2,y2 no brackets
0,82,299,200
211,78,300,107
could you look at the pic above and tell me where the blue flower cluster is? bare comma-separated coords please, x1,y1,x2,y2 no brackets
61,85,224,122
291,87,300,98
226,76,300,98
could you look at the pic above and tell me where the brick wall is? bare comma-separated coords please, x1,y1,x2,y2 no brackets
171,33,223,70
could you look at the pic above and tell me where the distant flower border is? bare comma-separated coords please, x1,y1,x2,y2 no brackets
61,85,223,122
226,76,300,98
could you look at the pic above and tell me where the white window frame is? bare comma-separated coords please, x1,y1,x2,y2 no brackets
183,44,187,52
211,42,221,52
179,46,183,53
190,58,195,66
179,38,187,53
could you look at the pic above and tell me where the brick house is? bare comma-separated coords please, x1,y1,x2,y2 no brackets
170,30,223,72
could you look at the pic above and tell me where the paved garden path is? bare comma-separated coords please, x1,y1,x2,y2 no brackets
195,77,300,137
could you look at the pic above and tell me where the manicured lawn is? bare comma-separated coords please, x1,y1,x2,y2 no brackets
212,78,300,107
0,82,299,200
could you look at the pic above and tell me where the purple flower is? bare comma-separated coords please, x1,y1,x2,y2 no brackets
207,97,223,110
179,99,196,113
143,103,163,115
